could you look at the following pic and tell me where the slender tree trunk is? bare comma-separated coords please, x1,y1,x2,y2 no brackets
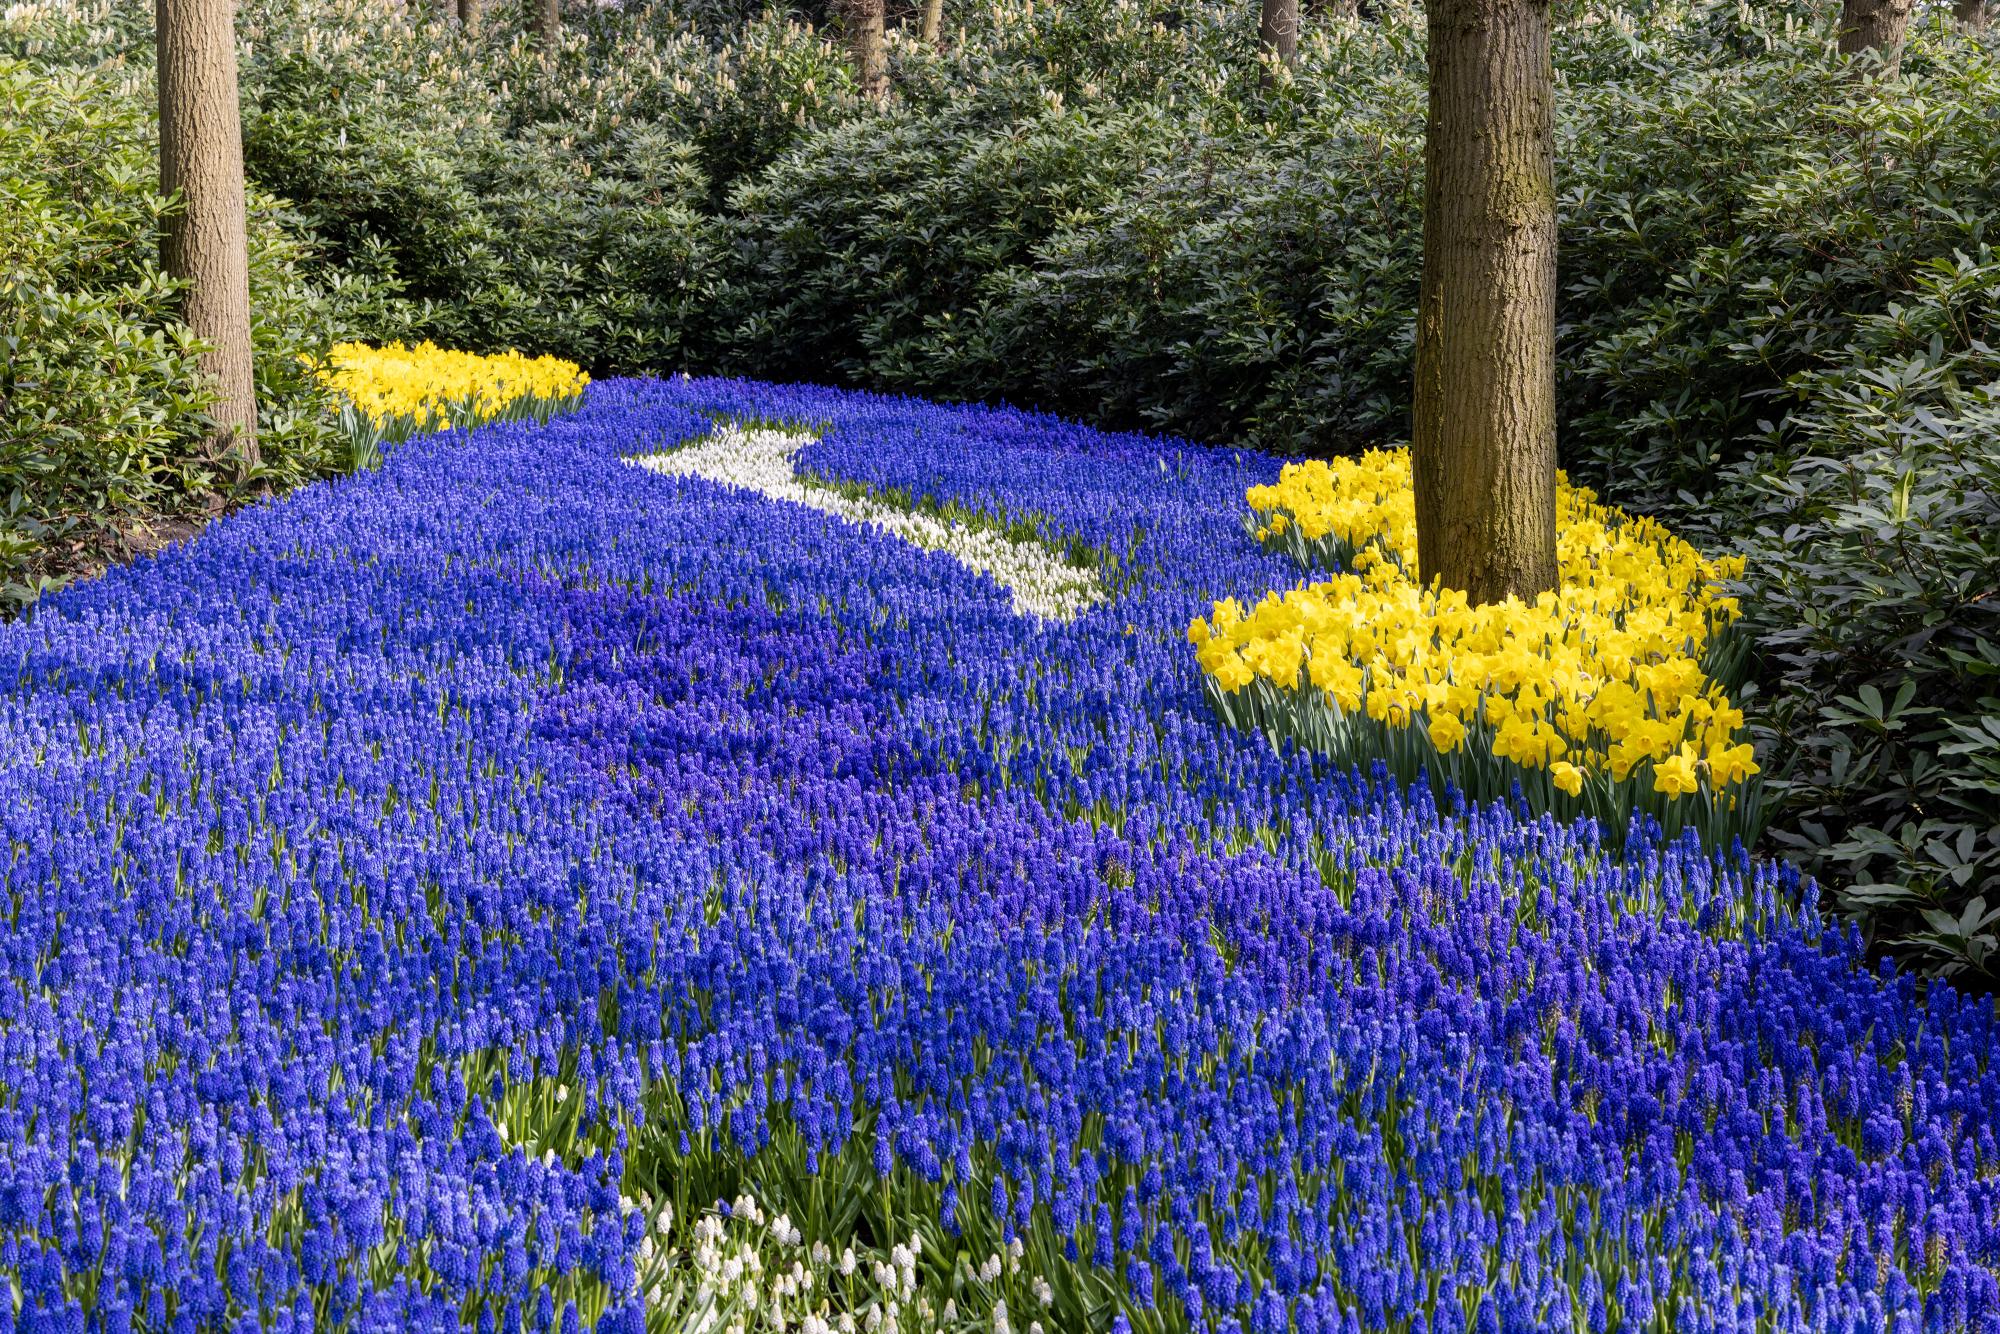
920,0,943,44
458,0,480,31
1410,0,1558,605
157,0,259,473
1258,0,1298,82
528,0,558,43
1837,0,1917,71
846,0,889,104
1954,0,1988,34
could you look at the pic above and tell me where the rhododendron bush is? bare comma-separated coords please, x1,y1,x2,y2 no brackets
0,379,1994,1331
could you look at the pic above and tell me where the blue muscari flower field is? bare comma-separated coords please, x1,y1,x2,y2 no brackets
1,377,1996,1333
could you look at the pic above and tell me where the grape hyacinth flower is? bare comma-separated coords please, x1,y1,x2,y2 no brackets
0,375,1990,1332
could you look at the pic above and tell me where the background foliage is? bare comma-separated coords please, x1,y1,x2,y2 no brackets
3,0,1996,979
0,23,380,606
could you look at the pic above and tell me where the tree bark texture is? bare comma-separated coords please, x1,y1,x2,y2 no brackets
458,0,481,31
1838,0,1916,71
528,0,558,43
157,0,259,472
1953,0,1987,34
920,0,943,44
1258,0,1298,80
847,0,889,104
1410,0,1558,605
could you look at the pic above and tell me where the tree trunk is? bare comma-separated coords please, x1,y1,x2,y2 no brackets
846,0,889,104
1837,0,1917,72
157,0,259,474
1410,0,1558,605
920,0,943,44
458,0,480,31
529,0,558,43
1258,0,1298,81
1953,0,1988,33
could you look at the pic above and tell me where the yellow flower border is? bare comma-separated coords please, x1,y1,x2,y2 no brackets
314,341,590,465
1191,449,1763,845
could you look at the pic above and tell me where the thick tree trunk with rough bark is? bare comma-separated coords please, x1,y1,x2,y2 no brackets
1838,0,1917,71
846,0,888,104
920,0,943,44
1258,0,1298,80
157,0,258,472
458,0,481,31
529,0,558,43
1953,0,1988,33
1410,0,1557,605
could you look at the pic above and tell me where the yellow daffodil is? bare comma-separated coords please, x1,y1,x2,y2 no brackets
1427,711,1467,755
315,341,589,436
1652,745,1701,797
1191,446,1756,827
1550,761,1585,797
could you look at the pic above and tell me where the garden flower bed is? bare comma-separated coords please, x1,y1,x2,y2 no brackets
317,341,591,466
0,377,1994,1331
1191,450,1761,847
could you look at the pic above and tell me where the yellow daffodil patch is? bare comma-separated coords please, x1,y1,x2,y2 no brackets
314,341,590,464
1191,448,1761,844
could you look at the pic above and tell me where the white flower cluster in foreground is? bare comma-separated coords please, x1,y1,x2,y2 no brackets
639,1191,898,1334
497,1085,1058,1332
634,1189,1056,1334
631,426,1106,623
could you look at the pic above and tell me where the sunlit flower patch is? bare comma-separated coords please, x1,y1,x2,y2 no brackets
1191,447,1761,843
0,380,1993,1332
316,339,590,464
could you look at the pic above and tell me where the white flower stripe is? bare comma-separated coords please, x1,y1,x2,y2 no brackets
630,426,1107,623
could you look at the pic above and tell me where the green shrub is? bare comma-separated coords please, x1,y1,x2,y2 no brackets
1,62,208,603
0,57,366,607
1733,249,2000,982
235,0,856,370
1557,17,2000,513
0,0,150,67
955,105,1423,447
711,99,1193,395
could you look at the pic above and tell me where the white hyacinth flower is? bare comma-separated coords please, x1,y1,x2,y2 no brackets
631,426,1107,623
